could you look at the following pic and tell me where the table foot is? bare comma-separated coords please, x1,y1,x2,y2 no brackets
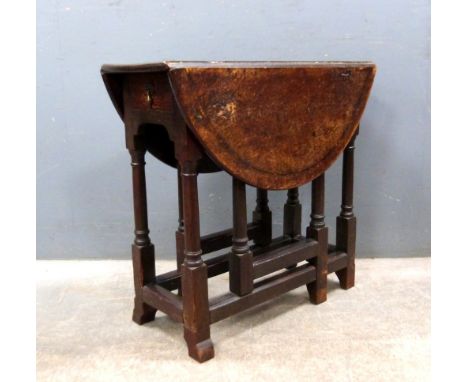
307,282,327,304
132,297,156,325
184,330,215,363
336,264,355,290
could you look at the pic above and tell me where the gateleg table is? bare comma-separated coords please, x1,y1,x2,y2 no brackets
101,61,376,362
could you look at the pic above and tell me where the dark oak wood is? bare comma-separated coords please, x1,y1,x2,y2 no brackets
327,251,349,274
283,188,302,240
210,263,316,324
142,284,183,323
129,149,157,325
101,61,375,363
154,242,349,292
168,63,375,190
177,132,214,362
230,178,254,296
155,235,296,292
253,238,317,278
102,61,376,189
176,166,185,267
200,222,261,254
175,166,185,295
252,189,272,246
306,173,328,304
336,133,358,289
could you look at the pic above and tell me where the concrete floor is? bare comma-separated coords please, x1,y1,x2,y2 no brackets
37,258,430,381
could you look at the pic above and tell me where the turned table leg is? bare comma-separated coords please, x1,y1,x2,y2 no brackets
129,149,157,325
180,160,214,362
336,134,357,289
306,174,328,304
252,188,272,246
175,166,185,295
230,178,254,296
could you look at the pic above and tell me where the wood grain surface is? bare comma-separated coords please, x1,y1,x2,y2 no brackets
102,62,376,188
168,63,375,189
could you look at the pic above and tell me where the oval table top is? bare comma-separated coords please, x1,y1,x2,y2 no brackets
102,61,376,189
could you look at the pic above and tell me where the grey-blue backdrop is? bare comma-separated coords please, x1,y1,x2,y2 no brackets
37,0,430,259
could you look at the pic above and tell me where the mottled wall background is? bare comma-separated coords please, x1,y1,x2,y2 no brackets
37,0,430,259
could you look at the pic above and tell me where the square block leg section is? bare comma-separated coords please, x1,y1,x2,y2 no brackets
182,263,214,363
252,189,272,247
132,244,157,325
306,227,328,304
335,216,356,290
230,251,254,296
283,188,302,240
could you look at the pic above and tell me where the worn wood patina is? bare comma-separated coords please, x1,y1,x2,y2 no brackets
101,61,376,362
102,61,375,188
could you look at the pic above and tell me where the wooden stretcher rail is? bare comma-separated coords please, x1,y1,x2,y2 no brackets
142,284,183,323
153,269,181,292
253,239,318,278
209,263,316,324
201,222,261,254
327,251,348,273
154,240,350,292
154,235,294,291
144,249,350,325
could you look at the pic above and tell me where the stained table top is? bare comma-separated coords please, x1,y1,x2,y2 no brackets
102,61,376,189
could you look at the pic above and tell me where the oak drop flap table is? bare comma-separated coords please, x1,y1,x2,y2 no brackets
101,61,376,362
